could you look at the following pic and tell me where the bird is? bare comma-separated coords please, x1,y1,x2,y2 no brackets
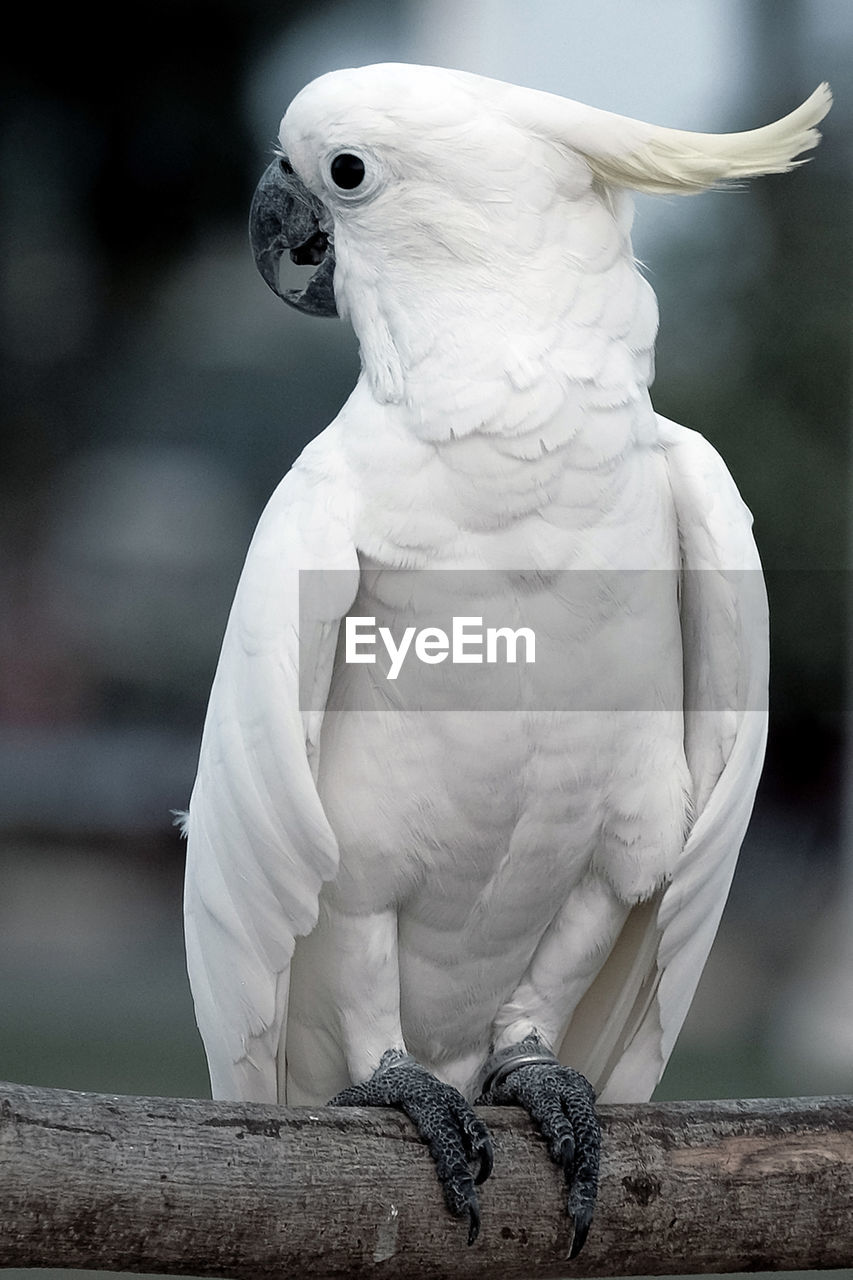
183,64,829,1254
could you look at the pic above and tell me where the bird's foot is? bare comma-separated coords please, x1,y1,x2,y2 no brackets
477,1033,599,1258
330,1049,493,1244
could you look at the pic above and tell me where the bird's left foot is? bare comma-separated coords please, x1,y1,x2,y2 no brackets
477,1033,600,1258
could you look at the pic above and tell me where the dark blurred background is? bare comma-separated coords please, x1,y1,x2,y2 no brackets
1,3,851,1269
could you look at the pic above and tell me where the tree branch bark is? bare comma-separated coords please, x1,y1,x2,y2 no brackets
0,1081,850,1278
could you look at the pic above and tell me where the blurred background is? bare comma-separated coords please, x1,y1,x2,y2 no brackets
1,1,851,1274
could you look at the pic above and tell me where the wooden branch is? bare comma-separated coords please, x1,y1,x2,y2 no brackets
0,1082,850,1278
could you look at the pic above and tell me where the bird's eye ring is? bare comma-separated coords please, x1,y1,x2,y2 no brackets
330,152,366,191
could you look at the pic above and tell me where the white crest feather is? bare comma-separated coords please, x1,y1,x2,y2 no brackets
584,83,833,195
488,74,832,196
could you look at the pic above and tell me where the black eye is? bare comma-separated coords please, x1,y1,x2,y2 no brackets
278,156,294,175
330,152,366,190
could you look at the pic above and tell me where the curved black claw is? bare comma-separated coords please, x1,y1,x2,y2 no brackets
330,1050,493,1245
480,1034,600,1259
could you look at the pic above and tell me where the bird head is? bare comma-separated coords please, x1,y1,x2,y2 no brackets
250,64,590,320
250,64,830,400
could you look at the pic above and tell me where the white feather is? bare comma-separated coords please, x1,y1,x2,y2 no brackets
183,426,359,1100
493,76,831,193
558,418,768,1101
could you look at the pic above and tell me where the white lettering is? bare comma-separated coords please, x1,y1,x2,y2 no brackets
414,627,450,665
345,616,377,663
379,626,416,680
342,616,536,677
452,616,483,664
486,626,536,665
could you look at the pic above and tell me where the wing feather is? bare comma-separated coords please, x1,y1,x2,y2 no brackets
183,447,359,1101
558,415,769,1100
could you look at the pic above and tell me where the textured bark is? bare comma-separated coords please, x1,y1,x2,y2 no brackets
0,1081,850,1278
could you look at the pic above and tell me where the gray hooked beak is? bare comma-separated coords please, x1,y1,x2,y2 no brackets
249,157,338,317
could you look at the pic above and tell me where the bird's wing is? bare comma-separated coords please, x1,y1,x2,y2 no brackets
183,447,359,1102
557,415,769,1101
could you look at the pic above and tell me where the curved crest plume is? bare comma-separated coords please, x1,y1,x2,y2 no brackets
487,76,832,195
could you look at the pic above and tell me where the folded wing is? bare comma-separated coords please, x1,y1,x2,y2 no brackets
557,415,769,1100
183,452,359,1101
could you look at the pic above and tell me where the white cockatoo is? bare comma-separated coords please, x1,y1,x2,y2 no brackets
183,65,829,1252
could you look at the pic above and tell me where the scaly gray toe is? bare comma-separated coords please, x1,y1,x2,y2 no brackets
330,1051,494,1245
480,1034,600,1258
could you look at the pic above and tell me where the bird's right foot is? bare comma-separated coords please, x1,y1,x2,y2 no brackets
329,1049,494,1244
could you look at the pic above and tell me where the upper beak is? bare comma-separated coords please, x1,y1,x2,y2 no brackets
248,158,338,317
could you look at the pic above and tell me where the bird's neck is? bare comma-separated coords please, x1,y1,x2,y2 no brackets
336,196,660,458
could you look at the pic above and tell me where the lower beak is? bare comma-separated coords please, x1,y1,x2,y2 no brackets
248,159,338,318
